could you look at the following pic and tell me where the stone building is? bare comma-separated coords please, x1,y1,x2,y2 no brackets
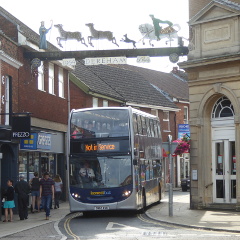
179,0,240,209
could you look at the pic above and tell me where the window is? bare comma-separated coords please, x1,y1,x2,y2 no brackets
38,62,44,91
151,109,158,117
49,63,54,94
163,111,170,132
93,97,98,107
58,68,64,98
212,96,234,118
184,106,188,124
103,100,108,107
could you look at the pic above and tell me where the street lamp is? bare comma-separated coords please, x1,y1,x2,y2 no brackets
168,135,173,217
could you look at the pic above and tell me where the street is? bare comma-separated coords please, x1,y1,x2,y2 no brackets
57,209,240,240
1,191,240,240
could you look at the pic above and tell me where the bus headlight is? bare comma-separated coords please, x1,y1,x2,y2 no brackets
122,190,131,197
71,193,81,199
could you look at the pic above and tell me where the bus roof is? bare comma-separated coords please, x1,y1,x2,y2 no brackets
71,107,159,120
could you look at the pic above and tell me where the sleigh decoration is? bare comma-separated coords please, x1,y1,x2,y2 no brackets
139,23,181,47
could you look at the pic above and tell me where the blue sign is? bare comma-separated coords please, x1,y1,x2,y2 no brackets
178,124,190,132
37,133,51,150
178,124,190,139
20,133,37,150
20,133,52,150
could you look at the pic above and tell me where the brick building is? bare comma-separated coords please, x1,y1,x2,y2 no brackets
180,0,240,209
0,7,70,196
70,61,189,187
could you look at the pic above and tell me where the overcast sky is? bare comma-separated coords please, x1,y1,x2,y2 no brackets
1,0,189,72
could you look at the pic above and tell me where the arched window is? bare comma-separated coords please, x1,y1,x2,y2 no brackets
212,96,234,118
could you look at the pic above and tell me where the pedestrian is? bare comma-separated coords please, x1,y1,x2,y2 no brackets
53,174,63,209
29,172,41,213
2,179,15,222
15,175,30,220
40,172,54,220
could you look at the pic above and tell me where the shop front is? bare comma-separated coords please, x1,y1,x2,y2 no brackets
19,131,65,183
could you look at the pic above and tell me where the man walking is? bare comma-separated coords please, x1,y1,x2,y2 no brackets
15,175,30,220
40,172,54,220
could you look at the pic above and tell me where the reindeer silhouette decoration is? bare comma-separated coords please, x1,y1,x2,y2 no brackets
120,34,137,48
54,24,88,48
85,23,119,47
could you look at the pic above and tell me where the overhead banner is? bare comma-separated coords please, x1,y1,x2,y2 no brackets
12,115,31,138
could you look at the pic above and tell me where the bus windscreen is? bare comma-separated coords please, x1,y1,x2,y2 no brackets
70,109,129,139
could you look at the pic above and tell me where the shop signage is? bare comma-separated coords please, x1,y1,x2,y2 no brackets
20,133,51,150
178,124,190,139
37,133,51,150
12,116,31,139
20,133,37,150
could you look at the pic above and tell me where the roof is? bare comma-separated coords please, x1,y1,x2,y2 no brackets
72,61,180,109
214,0,240,10
72,61,124,101
189,0,240,25
107,64,189,102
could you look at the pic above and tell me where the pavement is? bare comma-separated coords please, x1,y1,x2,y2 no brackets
1,190,240,239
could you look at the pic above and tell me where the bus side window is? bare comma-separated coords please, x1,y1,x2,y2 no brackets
133,114,138,134
141,116,147,136
149,119,155,137
137,115,143,135
157,121,161,138
146,118,151,137
154,120,159,138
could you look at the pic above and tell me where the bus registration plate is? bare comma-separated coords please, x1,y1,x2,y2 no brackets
94,206,109,210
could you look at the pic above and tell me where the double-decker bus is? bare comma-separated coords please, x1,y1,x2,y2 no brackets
67,107,163,213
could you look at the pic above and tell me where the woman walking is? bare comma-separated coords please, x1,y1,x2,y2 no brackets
30,172,41,213
3,179,15,222
53,174,62,209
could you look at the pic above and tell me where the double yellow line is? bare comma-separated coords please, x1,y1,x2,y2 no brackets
64,213,82,240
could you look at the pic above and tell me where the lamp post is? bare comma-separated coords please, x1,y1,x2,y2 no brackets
168,135,173,217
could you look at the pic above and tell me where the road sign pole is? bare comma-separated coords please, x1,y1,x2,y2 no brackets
168,135,173,217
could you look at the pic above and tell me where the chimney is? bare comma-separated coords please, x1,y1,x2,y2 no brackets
172,67,178,73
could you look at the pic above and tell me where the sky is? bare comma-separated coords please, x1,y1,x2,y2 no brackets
1,0,189,72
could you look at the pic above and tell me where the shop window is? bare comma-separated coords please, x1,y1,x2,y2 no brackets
19,152,27,178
